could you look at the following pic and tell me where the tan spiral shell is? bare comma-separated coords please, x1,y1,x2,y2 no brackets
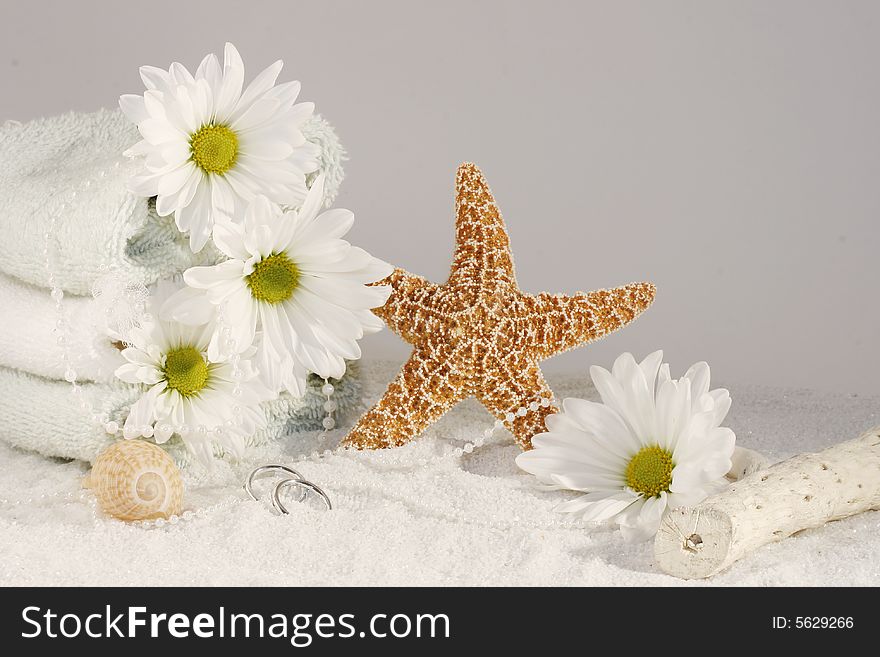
84,440,184,522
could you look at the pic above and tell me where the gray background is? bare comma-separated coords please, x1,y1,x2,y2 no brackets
2,0,877,394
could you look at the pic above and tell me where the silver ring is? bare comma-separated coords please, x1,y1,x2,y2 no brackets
244,465,306,502
272,478,332,513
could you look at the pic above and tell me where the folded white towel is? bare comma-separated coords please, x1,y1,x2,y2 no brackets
0,271,123,382
0,109,202,295
0,108,345,295
0,366,139,462
0,363,362,464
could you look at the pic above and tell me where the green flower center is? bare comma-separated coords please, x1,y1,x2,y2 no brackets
190,124,238,174
163,347,209,397
246,252,300,304
625,445,674,499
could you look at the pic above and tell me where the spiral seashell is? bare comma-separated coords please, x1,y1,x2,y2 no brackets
84,440,183,522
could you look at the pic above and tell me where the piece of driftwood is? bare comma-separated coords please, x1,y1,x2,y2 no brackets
655,428,880,579
726,446,768,482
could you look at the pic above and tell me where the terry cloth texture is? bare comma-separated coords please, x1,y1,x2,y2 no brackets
0,106,355,464
0,271,122,382
0,108,345,296
0,362,362,465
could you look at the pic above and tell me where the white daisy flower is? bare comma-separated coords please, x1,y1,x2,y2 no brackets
516,351,736,542
166,175,392,396
114,284,270,467
119,42,320,252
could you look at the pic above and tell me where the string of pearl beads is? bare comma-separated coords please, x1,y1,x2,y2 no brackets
44,159,128,433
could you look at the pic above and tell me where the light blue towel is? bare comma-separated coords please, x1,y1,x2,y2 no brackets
0,109,345,296
0,363,361,465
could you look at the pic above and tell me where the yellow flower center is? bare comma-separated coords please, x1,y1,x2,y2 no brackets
190,124,238,174
163,347,209,397
246,252,300,304
625,445,674,499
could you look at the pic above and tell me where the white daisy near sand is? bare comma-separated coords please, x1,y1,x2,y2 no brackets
516,351,736,542
119,42,319,251
167,176,392,397
114,285,270,467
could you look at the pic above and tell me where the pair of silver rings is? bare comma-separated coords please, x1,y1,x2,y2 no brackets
244,464,332,513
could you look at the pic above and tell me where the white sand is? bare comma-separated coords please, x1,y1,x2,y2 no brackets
0,360,877,586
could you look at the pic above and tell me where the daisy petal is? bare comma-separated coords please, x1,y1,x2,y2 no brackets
262,78,301,104
119,94,148,123
138,118,184,145
139,65,171,91
184,260,246,289
554,490,630,516
239,138,294,161
638,350,664,398
212,218,250,260
709,388,732,426
618,493,666,542
156,162,195,198
232,59,284,119
684,361,711,406
561,398,641,457
161,286,216,326
214,42,245,122
123,382,166,438
230,97,281,131
195,53,222,90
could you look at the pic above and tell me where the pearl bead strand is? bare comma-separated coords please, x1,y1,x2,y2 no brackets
43,159,130,435
212,302,247,443
39,157,253,444
418,396,553,461
321,379,336,431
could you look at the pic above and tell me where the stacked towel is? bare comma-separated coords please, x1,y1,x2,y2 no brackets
0,109,344,294
0,272,121,382
0,364,362,465
0,108,360,464
0,110,211,295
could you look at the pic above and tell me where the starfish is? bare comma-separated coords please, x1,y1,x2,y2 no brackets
342,163,656,451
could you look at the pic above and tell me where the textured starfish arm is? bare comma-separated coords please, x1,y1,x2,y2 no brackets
342,343,470,450
476,357,558,450
448,163,517,289
527,282,656,360
372,268,443,344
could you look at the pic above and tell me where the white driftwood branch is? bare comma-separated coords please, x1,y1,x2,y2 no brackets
726,446,768,482
655,428,880,579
